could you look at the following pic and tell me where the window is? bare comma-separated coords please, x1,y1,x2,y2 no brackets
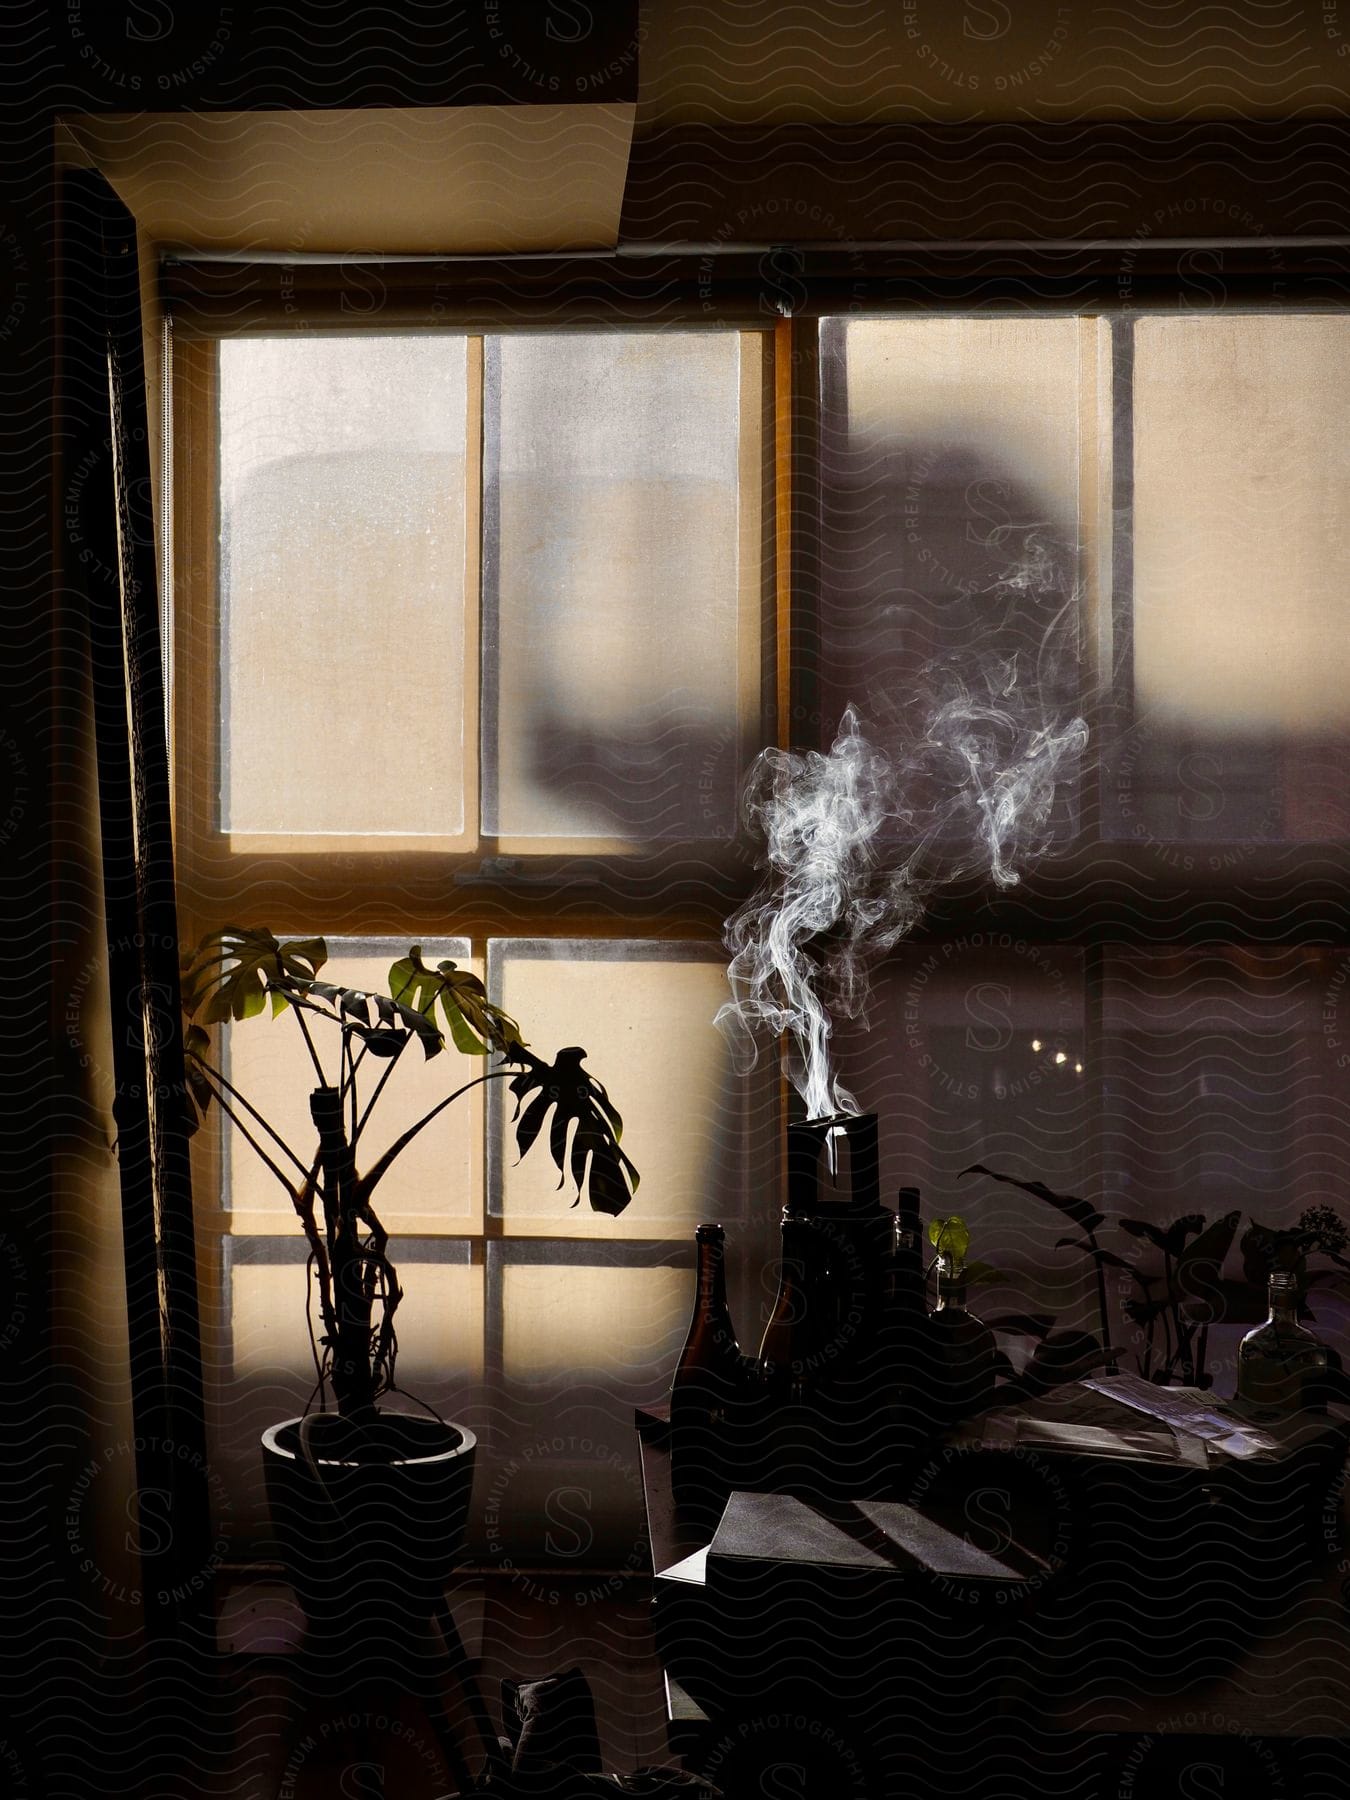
174,303,1350,1551
817,310,1350,1366
172,326,778,1554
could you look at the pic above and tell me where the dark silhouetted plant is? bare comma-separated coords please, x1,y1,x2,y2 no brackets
181,927,638,1423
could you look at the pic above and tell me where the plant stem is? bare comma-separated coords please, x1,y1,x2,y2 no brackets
289,1163,338,1347
1087,1229,1117,1374
353,1035,408,1146
310,1085,376,1420
195,1066,308,1193
344,1029,359,1145
291,1001,327,1087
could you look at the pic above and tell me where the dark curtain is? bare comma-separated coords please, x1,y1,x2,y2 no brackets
56,166,210,1639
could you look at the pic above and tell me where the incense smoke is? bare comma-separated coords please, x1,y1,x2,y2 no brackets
716,544,1088,1121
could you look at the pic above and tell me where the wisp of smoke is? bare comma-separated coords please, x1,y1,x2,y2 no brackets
716,549,1088,1121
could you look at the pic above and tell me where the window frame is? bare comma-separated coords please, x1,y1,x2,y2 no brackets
170,312,789,1543
168,276,1350,1555
171,320,779,945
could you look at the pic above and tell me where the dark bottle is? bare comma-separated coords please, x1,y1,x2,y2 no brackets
757,1206,822,1402
879,1189,927,1416
1236,1270,1329,1417
671,1224,744,1528
887,1189,927,1333
672,1223,744,1420
914,1255,997,1436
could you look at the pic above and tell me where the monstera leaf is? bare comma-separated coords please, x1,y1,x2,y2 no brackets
387,947,525,1058
290,979,445,1060
507,1046,639,1217
180,929,330,1132
182,1024,216,1133
181,927,327,1025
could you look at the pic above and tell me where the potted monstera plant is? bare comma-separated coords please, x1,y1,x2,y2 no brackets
179,926,638,1642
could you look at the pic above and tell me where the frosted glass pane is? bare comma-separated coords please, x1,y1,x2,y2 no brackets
502,1263,686,1385
221,940,481,1232
833,943,1089,1328
232,1259,483,1386
818,316,1083,745
219,335,468,837
489,941,756,1237
1099,948,1350,1391
1121,316,1350,842
484,333,744,840
484,1261,688,1558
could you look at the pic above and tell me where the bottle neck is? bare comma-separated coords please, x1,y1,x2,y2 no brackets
1267,1278,1299,1326
935,1261,967,1311
695,1235,728,1317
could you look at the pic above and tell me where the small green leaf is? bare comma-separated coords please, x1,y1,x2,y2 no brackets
928,1215,970,1268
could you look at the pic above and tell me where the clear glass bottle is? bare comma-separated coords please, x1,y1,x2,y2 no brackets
914,1255,997,1434
1236,1271,1328,1417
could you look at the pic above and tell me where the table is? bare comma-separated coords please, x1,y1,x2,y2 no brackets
636,1387,1350,1799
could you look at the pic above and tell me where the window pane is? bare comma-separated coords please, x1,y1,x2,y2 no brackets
220,939,481,1234
1116,315,1350,843
219,335,468,838
488,940,769,1239
834,940,1089,1330
818,316,1085,775
1101,948,1344,1219
487,1258,689,1559
1101,949,1350,1389
483,332,747,840
502,1262,686,1386
232,1253,483,1388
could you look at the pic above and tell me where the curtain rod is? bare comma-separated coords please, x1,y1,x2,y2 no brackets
163,235,1350,265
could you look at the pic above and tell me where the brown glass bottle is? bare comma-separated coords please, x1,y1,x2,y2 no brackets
671,1224,744,1527
672,1223,744,1421
914,1256,997,1436
757,1207,821,1402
